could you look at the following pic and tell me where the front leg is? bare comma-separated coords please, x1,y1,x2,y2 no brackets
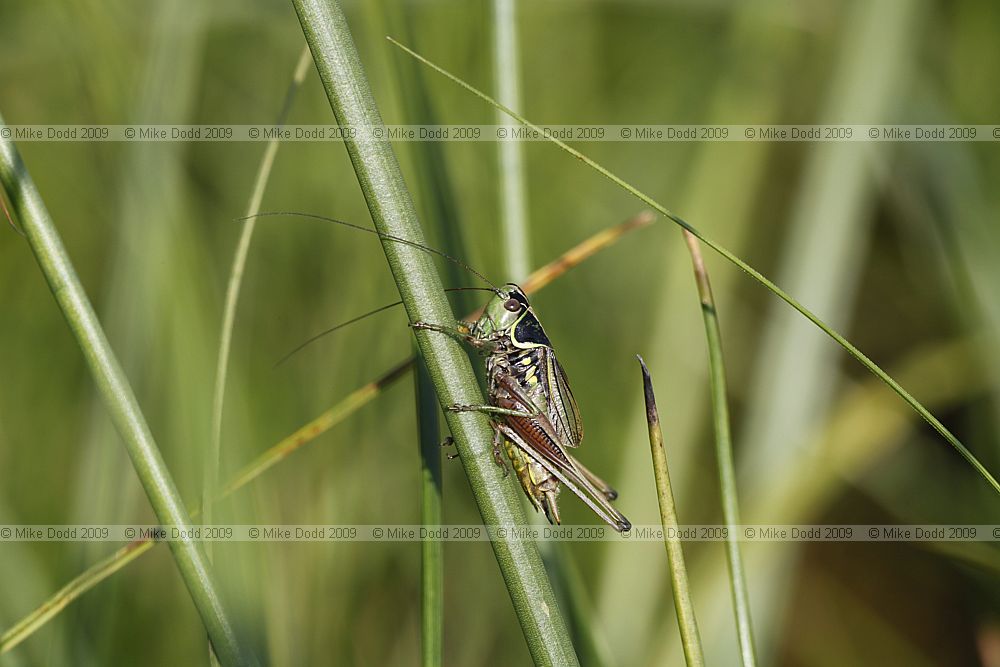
446,403,540,418
410,321,495,351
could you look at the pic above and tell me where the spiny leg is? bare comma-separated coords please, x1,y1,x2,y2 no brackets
445,403,541,419
439,430,507,469
410,321,494,351
409,320,468,338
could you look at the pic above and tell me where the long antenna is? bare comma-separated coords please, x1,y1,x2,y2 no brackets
276,300,403,366
242,211,499,291
1,195,24,237
276,287,495,365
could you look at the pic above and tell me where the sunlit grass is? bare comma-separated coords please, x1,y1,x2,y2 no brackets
1,1,998,664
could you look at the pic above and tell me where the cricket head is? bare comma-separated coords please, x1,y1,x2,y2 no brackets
475,283,552,349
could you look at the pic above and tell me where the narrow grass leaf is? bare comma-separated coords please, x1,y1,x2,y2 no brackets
387,37,1000,497
415,358,444,667
637,355,704,667
205,43,312,545
683,231,756,666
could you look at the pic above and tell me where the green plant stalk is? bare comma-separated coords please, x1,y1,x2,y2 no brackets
683,231,756,665
387,37,1000,497
291,2,579,664
415,357,444,667
493,0,531,280
0,115,255,666
637,356,704,667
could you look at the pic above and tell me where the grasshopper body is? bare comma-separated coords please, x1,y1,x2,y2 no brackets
260,212,631,531
419,283,631,532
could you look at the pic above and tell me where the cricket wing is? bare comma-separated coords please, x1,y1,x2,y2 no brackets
495,374,630,531
542,348,584,447
502,419,630,532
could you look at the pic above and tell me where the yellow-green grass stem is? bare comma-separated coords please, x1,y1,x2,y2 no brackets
637,356,705,667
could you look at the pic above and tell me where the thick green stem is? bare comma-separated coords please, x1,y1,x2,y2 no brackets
0,116,255,666
290,2,578,664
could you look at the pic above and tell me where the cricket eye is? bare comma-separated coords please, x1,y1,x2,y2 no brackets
503,298,521,312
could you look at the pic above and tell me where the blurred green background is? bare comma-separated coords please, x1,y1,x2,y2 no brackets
2,0,1000,664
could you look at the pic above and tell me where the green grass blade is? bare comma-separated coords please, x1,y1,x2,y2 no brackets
205,43,312,547
387,37,1000,497
682,232,756,665
637,356,704,667
200,48,310,666
493,0,531,280
415,358,444,667
291,2,579,664
0,114,256,667
203,47,311,666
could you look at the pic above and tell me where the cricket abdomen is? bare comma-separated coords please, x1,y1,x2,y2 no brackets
504,438,562,525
